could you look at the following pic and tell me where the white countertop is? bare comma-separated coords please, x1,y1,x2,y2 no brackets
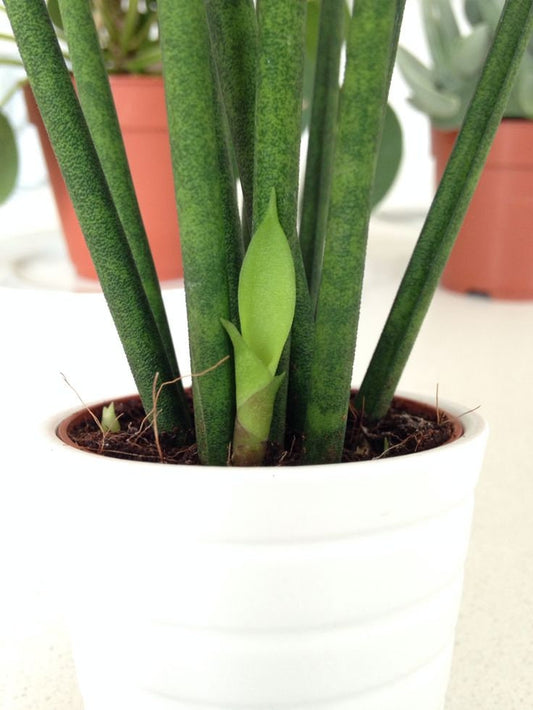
0,187,532,710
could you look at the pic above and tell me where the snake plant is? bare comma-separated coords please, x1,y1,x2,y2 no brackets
4,0,533,465
398,0,533,129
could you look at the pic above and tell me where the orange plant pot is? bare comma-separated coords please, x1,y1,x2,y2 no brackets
432,119,533,299
24,75,182,282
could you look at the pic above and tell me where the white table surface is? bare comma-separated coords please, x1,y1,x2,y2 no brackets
0,187,532,710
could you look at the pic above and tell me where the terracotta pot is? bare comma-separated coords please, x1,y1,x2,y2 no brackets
24,76,182,282
432,119,533,299
50,393,488,710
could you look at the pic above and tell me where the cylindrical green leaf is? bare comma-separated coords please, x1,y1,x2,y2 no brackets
254,0,314,442
303,0,404,465
357,0,533,421
159,0,242,465
5,0,189,434
299,0,344,300
57,0,181,382
253,0,305,235
205,0,257,246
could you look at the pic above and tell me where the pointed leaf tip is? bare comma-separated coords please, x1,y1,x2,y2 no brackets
238,189,296,375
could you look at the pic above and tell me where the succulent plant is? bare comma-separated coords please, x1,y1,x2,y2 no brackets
397,0,533,129
0,0,161,204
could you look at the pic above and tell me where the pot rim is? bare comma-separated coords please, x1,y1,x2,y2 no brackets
52,390,487,474
47,391,489,540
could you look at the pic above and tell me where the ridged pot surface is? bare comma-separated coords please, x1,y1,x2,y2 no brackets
50,394,488,710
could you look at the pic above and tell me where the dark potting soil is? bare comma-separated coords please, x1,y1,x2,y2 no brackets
65,394,458,466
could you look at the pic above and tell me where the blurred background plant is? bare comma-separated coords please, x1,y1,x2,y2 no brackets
85,0,160,73
397,0,533,130
0,0,23,203
0,0,160,204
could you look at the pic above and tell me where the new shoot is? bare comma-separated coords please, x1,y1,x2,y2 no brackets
222,191,296,466
101,402,121,433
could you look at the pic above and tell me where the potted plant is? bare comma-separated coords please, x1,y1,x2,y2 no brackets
5,0,531,707
398,0,533,298
1,0,183,281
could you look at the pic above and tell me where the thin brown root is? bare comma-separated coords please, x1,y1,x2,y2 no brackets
433,383,481,423
149,355,231,416
457,404,482,418
142,356,233,463
435,383,442,425
277,434,298,466
61,372,109,453
348,395,365,440
155,355,231,400
226,442,232,466
434,384,451,426
374,431,421,459
151,372,164,463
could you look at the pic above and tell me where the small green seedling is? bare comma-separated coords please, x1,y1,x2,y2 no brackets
101,402,121,433
222,190,296,466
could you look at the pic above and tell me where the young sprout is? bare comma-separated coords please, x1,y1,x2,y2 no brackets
101,402,121,433
222,190,296,466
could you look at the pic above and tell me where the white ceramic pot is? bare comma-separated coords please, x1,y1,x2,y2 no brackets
48,394,488,710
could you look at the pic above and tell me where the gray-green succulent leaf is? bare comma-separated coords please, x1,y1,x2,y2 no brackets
399,0,533,129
